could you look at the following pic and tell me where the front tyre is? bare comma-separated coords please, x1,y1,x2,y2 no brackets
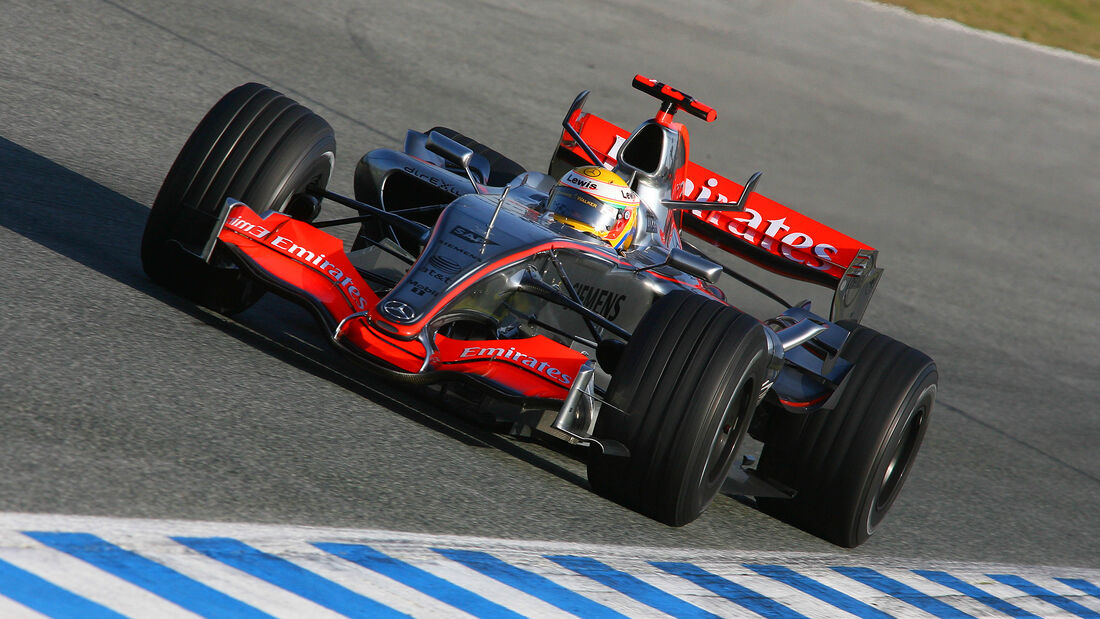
141,82,335,314
587,291,769,526
756,324,937,547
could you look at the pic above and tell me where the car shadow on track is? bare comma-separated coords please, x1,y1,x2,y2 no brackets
0,136,591,492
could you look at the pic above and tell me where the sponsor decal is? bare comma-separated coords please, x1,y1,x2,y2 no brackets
569,193,602,211
226,216,272,240
450,225,496,245
683,177,838,271
574,283,625,321
566,116,859,274
565,174,599,191
417,264,455,285
403,166,461,195
683,176,731,204
407,281,437,297
459,346,572,386
561,171,639,204
267,233,371,310
441,239,481,259
381,299,417,322
428,255,461,274
407,255,464,296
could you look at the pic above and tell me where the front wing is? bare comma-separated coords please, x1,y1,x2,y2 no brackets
215,201,586,401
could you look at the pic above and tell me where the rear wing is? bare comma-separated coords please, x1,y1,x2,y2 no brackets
550,109,882,323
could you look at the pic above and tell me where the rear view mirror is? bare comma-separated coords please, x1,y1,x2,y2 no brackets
666,247,722,284
426,131,489,192
426,131,473,167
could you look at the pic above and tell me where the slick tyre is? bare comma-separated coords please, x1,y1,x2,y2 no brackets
141,82,335,314
756,324,937,547
588,291,769,526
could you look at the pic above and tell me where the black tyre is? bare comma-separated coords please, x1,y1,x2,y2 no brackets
141,82,335,313
588,291,769,526
755,324,937,547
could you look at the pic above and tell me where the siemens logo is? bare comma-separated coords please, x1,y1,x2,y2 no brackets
574,283,625,321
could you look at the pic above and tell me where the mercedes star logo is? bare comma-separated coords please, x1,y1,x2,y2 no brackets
381,299,417,322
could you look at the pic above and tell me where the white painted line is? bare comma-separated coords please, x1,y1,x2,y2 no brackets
973,577,1059,617
0,595,48,619
1050,579,1100,614
110,532,345,619
390,549,580,619
783,566,939,619
243,537,479,619
0,529,198,619
733,568,867,618
502,553,681,619
611,565,759,619
1016,575,1100,616
0,512,1095,619
875,566,993,618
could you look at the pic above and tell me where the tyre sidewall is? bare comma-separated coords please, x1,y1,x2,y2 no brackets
842,367,937,542
141,84,334,313
590,291,770,526
673,340,768,522
756,324,938,547
240,120,334,217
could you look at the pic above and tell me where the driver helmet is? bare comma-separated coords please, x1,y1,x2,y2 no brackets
546,166,639,251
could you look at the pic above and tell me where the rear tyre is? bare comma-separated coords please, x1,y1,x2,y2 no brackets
755,324,937,547
141,82,335,314
587,291,769,526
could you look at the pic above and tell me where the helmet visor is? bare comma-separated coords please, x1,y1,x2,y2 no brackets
546,186,620,233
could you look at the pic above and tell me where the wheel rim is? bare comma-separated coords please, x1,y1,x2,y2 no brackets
703,380,752,486
274,150,333,219
868,395,930,530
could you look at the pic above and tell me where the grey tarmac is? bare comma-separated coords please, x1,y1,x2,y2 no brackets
0,0,1096,569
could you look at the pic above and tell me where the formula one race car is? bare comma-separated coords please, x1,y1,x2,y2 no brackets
141,76,937,547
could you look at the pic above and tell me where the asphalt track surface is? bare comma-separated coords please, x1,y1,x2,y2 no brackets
0,0,1096,573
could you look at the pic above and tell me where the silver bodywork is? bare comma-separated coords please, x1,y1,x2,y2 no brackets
343,117,855,482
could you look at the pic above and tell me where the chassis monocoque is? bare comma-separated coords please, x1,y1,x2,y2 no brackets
141,76,938,547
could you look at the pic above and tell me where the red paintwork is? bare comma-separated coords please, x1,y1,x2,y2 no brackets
433,334,586,398
779,394,830,409
557,111,875,282
216,203,582,398
219,205,380,315
633,74,718,123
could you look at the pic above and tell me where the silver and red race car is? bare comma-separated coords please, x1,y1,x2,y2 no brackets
141,76,937,547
